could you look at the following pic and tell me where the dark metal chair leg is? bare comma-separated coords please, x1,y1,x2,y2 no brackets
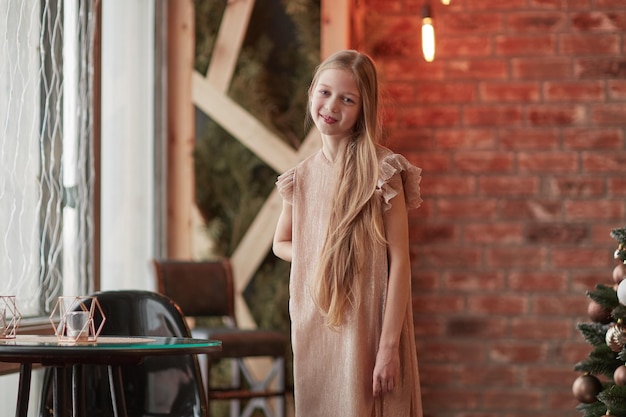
72,364,86,416
15,363,31,417
53,366,71,417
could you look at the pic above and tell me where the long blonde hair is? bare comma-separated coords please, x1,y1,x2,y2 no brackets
307,50,386,328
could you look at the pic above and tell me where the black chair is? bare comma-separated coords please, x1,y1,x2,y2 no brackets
152,259,287,417
38,290,208,417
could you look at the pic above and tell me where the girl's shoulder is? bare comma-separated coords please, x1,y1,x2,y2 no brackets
375,145,423,210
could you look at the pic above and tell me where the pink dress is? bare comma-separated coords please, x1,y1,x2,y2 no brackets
276,146,423,417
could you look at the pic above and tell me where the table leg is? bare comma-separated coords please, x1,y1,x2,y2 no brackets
108,364,129,417
15,363,31,417
72,364,86,416
53,366,71,417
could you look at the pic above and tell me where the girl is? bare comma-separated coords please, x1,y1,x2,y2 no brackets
273,50,423,417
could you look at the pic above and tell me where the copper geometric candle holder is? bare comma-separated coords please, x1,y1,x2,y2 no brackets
50,296,106,343
0,296,21,339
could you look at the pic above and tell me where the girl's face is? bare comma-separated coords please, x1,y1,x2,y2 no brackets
309,68,362,140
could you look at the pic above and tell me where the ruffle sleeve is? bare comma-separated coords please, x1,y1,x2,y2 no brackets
378,153,423,211
275,167,295,204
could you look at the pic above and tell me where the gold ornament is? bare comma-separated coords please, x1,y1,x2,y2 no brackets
606,321,626,352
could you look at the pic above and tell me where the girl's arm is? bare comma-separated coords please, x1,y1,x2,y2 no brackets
373,173,412,397
273,199,293,262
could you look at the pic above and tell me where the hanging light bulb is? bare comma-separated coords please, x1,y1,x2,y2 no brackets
421,5,435,62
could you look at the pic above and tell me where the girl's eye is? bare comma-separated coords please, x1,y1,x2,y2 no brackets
343,97,355,104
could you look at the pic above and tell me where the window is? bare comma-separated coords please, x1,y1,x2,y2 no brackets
0,0,96,319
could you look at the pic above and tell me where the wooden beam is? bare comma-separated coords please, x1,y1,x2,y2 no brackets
192,71,299,173
206,0,255,91
321,0,351,59
167,0,195,259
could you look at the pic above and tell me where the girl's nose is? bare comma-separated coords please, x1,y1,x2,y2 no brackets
326,98,339,113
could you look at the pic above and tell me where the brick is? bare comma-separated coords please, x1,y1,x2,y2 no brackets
512,58,572,79
437,199,499,220
382,59,445,81
559,34,620,55
412,270,439,291
464,105,524,126
421,176,476,196
454,151,514,173
399,106,461,127
411,151,451,172
468,295,527,315
419,341,486,363
544,80,605,102
368,16,421,57
416,246,483,268
479,177,539,197
506,11,566,32
461,0,528,10
532,294,587,315
547,391,582,412
420,387,481,410
559,341,595,365
489,342,547,363
482,389,544,410
447,317,509,338
463,223,524,244
495,35,556,56
527,104,586,126
385,82,417,105
571,11,626,32
571,270,614,292
591,103,626,125
411,223,456,243
583,152,626,173
479,82,541,103
525,224,589,244
413,295,466,314
609,178,626,195
437,36,492,58
436,129,497,150
499,128,560,150
460,365,518,386
564,200,624,221
416,82,477,104
510,318,573,339
447,59,509,80
418,364,457,385
413,317,445,337
575,57,626,78
445,271,505,291
551,247,613,268
487,247,547,268
500,200,561,221
524,366,581,387
508,271,568,292
548,177,606,198
563,128,623,150
518,152,579,173
608,80,626,99
595,0,626,7
440,13,504,34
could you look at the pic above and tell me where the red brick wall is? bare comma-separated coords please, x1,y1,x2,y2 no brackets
356,1,626,416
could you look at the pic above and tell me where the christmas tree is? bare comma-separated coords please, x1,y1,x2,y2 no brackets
573,227,626,417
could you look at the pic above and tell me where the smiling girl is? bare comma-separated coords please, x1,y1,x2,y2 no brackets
273,50,423,417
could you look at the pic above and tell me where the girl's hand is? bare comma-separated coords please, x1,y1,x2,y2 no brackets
372,344,400,397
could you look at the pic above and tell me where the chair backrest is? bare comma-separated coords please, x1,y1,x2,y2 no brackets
39,290,208,417
152,259,236,324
